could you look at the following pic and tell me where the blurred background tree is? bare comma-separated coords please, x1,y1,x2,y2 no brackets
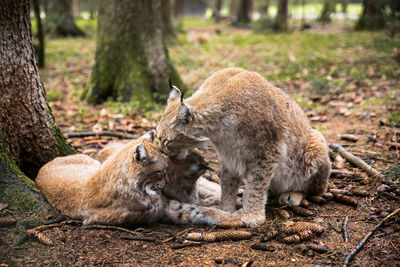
84,0,184,105
45,0,86,37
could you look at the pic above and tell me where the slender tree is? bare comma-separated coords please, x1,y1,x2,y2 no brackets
237,0,253,24
274,0,288,31
318,0,336,23
212,0,223,22
161,0,176,37
0,0,75,211
355,0,385,30
32,0,45,68
85,0,184,104
45,0,85,37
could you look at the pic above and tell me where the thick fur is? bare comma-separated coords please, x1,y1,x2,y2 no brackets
97,141,221,206
36,134,239,226
157,68,331,226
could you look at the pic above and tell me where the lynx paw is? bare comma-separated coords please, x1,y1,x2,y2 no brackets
236,211,265,228
278,192,303,207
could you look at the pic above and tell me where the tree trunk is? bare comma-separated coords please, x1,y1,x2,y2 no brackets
273,0,288,31
32,0,45,68
355,0,386,30
0,0,73,213
161,0,175,37
45,0,85,37
260,0,270,17
237,0,253,24
85,0,185,104
173,0,185,18
340,0,348,14
230,0,238,21
0,0,76,179
212,0,223,22
318,0,336,23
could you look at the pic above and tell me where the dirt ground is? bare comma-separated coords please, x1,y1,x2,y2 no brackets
1,24,400,266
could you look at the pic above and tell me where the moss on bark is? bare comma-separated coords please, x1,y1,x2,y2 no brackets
0,135,53,215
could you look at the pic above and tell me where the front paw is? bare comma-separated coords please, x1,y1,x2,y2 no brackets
278,192,303,207
239,213,265,228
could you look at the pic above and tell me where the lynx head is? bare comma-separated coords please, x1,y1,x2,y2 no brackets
122,131,169,196
156,84,208,160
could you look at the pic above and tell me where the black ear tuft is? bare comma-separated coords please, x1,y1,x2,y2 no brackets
168,85,181,102
176,103,191,125
169,78,172,89
180,92,185,103
142,131,154,143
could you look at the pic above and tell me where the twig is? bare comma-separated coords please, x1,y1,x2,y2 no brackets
343,208,400,266
65,131,136,139
171,241,205,249
82,224,140,236
120,235,156,242
342,216,349,242
328,222,340,233
329,143,394,186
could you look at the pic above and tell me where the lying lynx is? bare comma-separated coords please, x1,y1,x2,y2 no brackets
157,68,331,226
36,133,241,226
97,140,221,206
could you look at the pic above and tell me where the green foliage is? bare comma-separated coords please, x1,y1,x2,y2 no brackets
387,113,400,123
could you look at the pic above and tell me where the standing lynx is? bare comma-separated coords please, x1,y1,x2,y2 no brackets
36,133,240,226
157,68,331,226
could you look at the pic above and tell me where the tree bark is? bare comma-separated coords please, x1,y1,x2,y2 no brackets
230,0,238,21
45,0,85,37
318,0,336,23
0,0,73,213
273,0,288,31
237,0,253,24
260,0,270,17
85,0,185,104
173,0,185,18
32,0,45,68
0,0,76,179
355,0,386,30
212,0,223,22
161,0,175,37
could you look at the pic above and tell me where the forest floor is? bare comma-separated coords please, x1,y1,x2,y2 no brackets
1,19,400,266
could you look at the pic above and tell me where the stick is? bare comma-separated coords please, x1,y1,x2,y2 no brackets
171,241,205,249
328,222,340,233
82,224,140,236
343,208,400,266
120,235,156,242
329,143,394,186
65,131,136,139
342,216,349,242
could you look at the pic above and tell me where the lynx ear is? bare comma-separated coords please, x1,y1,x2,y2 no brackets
174,103,191,129
134,142,149,164
168,85,182,103
141,131,154,143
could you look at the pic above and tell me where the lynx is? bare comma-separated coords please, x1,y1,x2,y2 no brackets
97,140,221,206
157,68,331,226
36,132,241,226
